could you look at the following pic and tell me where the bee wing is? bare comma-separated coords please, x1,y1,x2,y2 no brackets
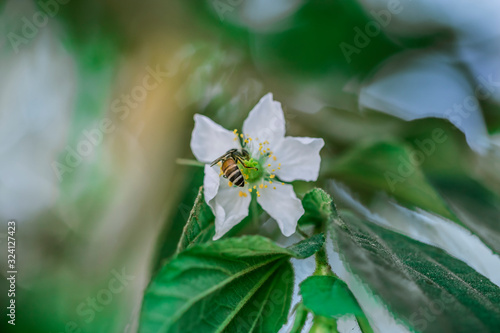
209,154,227,167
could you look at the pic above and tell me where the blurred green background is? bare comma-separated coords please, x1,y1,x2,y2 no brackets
1,0,500,332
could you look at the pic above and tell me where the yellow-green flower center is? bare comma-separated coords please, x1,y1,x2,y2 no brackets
239,158,263,183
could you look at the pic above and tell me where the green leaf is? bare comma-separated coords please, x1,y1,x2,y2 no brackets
140,235,324,333
300,276,364,318
432,176,500,255
298,188,337,227
331,212,500,333
300,276,374,333
176,186,215,253
329,141,456,221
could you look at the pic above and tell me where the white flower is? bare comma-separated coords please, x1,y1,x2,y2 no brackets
190,93,324,240
355,0,500,154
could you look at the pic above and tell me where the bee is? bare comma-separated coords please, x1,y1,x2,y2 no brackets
210,148,256,187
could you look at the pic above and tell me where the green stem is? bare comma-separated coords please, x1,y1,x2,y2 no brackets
309,315,339,333
176,158,205,167
251,195,259,228
356,315,375,333
296,227,310,239
313,224,336,277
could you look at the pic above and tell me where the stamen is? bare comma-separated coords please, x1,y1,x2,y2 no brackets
272,169,275,172
248,188,252,193
259,184,264,189
267,164,271,167
240,134,244,138
270,174,275,179
273,186,276,190
233,129,238,134
264,185,268,188
253,185,256,189
256,191,260,197
281,182,285,185
228,181,233,187
273,156,277,161
239,191,243,197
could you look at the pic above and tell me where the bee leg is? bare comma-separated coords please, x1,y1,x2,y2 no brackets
237,158,258,170
242,163,258,171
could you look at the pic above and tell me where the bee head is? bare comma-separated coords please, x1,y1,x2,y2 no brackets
241,149,250,159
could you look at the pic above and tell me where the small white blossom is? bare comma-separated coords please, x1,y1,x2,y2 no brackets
190,93,324,240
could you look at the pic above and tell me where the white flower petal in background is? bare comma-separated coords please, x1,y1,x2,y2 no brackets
243,92,286,155
457,36,500,107
274,137,324,182
240,0,305,31
257,183,304,237
190,114,240,163
360,50,491,154
208,175,252,240
0,0,76,222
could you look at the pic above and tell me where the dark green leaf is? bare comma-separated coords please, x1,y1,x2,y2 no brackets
332,212,500,333
298,188,336,227
287,233,325,258
140,235,323,333
176,186,215,253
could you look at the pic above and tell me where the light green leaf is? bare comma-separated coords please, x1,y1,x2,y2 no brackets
298,188,337,227
300,276,364,318
329,141,456,221
140,235,324,333
176,186,215,253
300,276,374,333
331,212,500,333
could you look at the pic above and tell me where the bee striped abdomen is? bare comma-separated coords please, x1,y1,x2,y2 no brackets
222,159,244,187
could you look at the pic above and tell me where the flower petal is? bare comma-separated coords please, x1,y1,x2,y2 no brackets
203,164,220,206
206,172,251,240
274,137,324,182
360,50,491,154
243,93,286,156
190,114,240,163
257,183,304,237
